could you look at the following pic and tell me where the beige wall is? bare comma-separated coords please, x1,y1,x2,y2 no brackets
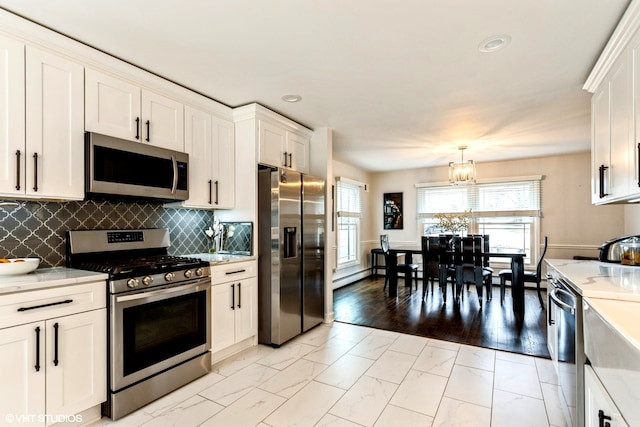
332,151,627,288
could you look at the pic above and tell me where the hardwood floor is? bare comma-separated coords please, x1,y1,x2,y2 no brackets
333,275,550,358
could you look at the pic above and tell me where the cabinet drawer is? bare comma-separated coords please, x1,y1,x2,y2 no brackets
211,261,256,284
0,281,106,329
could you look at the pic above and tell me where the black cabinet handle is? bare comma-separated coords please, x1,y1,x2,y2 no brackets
214,180,219,205
145,120,150,142
53,322,59,366
237,282,241,309
598,409,611,427
34,326,41,372
599,164,608,198
637,143,640,187
18,299,73,312
208,180,213,205
15,150,21,191
231,284,235,310
135,117,140,140
288,153,292,168
283,151,288,167
225,269,246,275
32,153,38,192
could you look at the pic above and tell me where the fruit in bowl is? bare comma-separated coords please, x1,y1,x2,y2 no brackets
0,258,40,275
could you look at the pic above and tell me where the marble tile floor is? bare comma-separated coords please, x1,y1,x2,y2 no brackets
90,321,564,427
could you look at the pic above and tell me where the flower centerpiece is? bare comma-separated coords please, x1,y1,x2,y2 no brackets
434,211,471,234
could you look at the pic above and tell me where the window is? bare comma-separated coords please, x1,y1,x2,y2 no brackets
336,178,364,266
416,177,542,266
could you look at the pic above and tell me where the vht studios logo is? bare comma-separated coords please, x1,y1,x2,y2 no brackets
5,413,83,424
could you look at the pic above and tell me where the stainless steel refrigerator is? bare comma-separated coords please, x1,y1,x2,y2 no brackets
258,167,325,346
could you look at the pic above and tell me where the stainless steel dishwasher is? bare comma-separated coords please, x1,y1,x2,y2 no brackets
547,267,585,427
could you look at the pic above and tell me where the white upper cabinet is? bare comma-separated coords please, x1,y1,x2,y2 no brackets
172,105,235,209
86,68,184,151
0,38,84,200
586,2,640,204
85,69,141,141
258,117,310,173
591,57,632,204
0,33,25,197
211,115,235,209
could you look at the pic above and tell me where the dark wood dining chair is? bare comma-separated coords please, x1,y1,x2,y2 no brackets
421,236,442,300
436,235,457,303
498,236,548,307
381,234,418,294
454,235,492,306
468,234,494,299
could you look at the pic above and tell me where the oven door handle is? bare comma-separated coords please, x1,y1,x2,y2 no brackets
550,287,575,315
115,280,209,303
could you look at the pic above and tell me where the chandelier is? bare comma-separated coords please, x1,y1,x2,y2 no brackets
449,146,476,185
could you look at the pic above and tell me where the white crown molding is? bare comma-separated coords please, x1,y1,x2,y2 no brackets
584,0,640,93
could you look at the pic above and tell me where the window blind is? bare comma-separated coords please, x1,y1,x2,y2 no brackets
336,179,362,218
416,177,541,218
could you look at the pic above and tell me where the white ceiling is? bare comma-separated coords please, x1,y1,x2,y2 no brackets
0,0,631,172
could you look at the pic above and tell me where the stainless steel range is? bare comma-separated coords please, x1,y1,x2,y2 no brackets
66,228,211,420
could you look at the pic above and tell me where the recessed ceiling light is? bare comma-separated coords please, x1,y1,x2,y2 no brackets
282,94,302,103
479,34,511,53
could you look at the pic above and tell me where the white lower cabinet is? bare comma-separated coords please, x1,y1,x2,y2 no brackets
211,261,257,354
584,365,628,427
0,282,106,427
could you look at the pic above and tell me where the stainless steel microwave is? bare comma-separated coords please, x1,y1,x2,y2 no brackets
85,132,189,202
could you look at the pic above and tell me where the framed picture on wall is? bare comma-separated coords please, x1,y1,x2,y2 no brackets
383,192,403,229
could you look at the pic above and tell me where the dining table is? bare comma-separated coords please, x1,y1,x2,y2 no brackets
385,245,526,321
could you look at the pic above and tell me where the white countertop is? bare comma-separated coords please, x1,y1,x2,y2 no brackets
545,258,640,302
188,253,257,265
0,267,108,295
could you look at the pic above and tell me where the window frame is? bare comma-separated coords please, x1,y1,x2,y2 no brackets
416,176,542,268
336,177,365,269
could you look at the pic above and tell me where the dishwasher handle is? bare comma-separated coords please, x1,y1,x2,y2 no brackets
550,287,576,315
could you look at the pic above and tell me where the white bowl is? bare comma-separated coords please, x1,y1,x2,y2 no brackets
0,258,40,276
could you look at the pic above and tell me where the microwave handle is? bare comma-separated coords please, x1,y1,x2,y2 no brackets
171,155,178,194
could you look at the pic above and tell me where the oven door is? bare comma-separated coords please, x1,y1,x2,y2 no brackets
110,278,211,391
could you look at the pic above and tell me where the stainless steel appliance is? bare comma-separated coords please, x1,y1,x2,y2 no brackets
547,266,585,427
257,167,325,346
599,235,640,263
66,228,211,420
85,132,189,202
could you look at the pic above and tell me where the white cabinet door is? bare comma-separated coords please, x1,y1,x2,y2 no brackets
45,309,106,422
609,57,632,199
259,119,287,168
0,34,25,197
585,365,628,427
183,105,213,208
85,68,142,142
212,115,235,209
142,90,184,151
86,69,184,151
0,322,46,426
287,131,310,174
25,47,84,200
592,83,611,203
211,282,236,353
234,276,257,343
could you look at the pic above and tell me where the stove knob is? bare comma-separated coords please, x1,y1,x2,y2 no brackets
127,278,139,288
184,269,193,278
195,267,204,277
164,272,175,282
142,276,153,286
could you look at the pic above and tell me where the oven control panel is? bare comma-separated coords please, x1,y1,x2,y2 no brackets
108,231,144,243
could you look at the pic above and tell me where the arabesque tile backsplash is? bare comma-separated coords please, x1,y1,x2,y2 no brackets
0,199,214,267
